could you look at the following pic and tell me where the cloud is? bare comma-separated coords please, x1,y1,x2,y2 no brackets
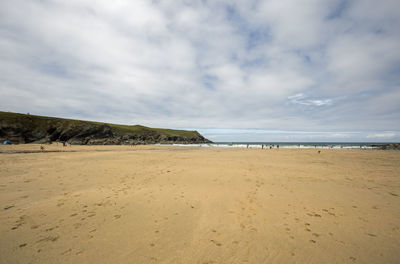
0,0,399,141
366,132,398,139
288,93,333,106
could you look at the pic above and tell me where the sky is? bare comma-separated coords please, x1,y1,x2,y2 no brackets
1,0,400,142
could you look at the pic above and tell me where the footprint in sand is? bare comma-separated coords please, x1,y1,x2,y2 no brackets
61,248,72,255
349,256,356,262
310,213,322,217
114,215,121,219
36,235,60,243
4,205,15,210
210,239,222,246
14,215,39,230
45,226,59,232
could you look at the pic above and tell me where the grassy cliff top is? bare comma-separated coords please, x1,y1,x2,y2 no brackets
0,111,202,138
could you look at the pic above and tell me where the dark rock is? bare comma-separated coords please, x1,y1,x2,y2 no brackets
375,143,400,150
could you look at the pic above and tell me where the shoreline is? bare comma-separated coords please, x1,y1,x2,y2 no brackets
1,142,397,151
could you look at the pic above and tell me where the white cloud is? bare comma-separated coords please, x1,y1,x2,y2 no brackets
366,133,397,139
0,0,399,140
288,93,333,106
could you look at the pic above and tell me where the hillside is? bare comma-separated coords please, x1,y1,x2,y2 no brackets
0,111,211,145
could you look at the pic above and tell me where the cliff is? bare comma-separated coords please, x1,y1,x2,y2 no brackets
0,111,212,145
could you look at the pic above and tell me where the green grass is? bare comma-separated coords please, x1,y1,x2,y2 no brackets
0,111,202,138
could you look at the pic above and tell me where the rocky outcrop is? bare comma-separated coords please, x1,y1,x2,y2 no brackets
0,112,212,145
373,143,400,150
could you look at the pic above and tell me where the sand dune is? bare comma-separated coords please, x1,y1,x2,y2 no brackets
1,144,399,263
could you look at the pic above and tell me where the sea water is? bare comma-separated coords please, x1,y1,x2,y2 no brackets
167,142,387,149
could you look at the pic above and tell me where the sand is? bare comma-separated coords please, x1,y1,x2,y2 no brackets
0,144,399,263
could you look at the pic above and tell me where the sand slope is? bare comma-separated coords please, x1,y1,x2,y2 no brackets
1,145,399,263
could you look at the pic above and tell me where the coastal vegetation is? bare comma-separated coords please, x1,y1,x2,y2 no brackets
0,111,211,145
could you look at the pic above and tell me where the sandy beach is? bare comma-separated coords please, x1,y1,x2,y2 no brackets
0,144,399,263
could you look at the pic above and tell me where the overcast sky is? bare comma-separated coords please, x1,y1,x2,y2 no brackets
1,0,399,142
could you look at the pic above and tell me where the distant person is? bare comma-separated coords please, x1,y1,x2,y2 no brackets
262,144,264,149
247,144,249,148
277,144,279,149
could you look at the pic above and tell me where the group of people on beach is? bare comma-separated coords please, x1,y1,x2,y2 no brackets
247,144,279,149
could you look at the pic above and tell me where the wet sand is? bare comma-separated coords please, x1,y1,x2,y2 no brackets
0,144,399,263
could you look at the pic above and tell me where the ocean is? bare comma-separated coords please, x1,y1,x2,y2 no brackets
169,142,389,149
